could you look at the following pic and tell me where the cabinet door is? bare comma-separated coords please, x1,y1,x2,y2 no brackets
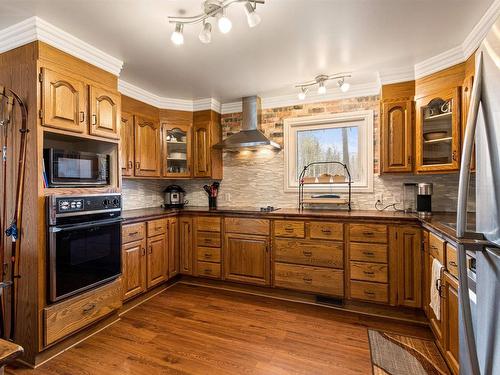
395,226,422,308
224,233,270,286
415,88,461,173
41,68,86,133
163,123,192,178
443,272,459,375
89,86,120,139
122,239,147,300
381,101,413,173
179,217,193,275
146,234,167,288
422,231,430,317
134,116,161,177
120,112,134,177
168,218,179,278
193,121,211,177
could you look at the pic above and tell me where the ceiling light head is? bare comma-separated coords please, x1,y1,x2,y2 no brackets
298,87,308,100
244,2,261,28
199,21,212,44
318,81,327,95
338,78,350,92
217,9,232,34
171,23,184,45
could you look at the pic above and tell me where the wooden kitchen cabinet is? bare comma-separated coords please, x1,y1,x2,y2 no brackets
193,110,223,179
163,123,192,178
415,87,461,173
168,217,179,278
122,239,147,300
89,85,120,139
224,233,270,286
179,217,193,275
41,67,87,133
134,115,162,177
393,226,422,308
120,112,134,176
443,271,459,375
146,234,168,288
381,100,414,173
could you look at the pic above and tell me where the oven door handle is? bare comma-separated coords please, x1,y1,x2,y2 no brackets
49,217,123,232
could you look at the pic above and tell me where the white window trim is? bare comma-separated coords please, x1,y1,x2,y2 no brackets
283,110,374,193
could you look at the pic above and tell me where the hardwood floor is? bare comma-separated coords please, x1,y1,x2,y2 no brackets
8,284,432,375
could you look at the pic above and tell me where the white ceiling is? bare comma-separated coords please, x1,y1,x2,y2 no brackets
0,0,494,102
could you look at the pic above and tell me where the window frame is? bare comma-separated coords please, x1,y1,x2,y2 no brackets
283,110,374,193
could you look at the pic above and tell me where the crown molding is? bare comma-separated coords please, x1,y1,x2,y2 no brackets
193,98,221,112
462,0,500,58
221,102,243,114
414,45,464,79
378,66,415,85
0,16,123,75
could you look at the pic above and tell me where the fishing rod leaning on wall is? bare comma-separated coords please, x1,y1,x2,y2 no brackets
0,84,29,341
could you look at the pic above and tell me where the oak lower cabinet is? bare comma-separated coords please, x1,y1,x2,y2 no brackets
443,271,459,375
147,233,167,288
179,217,193,275
168,217,179,278
122,239,147,300
194,216,222,279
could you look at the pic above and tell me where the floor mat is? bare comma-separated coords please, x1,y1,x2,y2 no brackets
368,330,450,375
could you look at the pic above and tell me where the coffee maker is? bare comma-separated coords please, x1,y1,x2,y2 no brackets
416,183,433,218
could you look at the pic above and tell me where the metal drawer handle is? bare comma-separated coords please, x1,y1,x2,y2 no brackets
92,114,97,125
435,278,444,298
362,251,375,256
204,238,212,243
302,277,312,284
449,261,457,267
364,290,376,296
80,111,85,123
363,231,374,236
204,253,212,258
302,250,313,257
363,271,375,275
321,229,332,234
128,161,133,169
82,303,96,314
204,269,212,274
128,231,138,236
284,227,294,232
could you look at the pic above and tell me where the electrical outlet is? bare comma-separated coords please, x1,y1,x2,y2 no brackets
376,194,383,203
224,192,231,202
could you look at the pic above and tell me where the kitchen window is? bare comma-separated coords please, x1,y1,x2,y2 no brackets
284,110,374,192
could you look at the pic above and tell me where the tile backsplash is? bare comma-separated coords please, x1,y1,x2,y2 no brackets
122,95,475,213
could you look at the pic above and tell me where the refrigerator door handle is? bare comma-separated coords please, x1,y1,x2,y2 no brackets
457,51,483,375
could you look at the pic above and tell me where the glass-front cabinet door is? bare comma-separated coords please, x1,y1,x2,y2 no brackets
163,123,192,178
416,88,461,173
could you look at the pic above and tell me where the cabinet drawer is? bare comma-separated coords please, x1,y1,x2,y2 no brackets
274,263,344,297
349,224,387,243
147,219,166,237
274,239,343,268
196,216,221,232
44,279,122,346
429,232,445,263
196,261,221,278
350,261,388,283
196,231,221,248
225,217,270,235
309,221,343,241
122,222,145,244
196,247,221,263
274,220,305,238
350,280,388,303
350,243,387,263
446,243,458,279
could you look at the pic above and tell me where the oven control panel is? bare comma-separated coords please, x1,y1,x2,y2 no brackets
54,194,121,214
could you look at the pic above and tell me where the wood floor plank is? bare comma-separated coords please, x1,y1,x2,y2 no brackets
7,284,432,375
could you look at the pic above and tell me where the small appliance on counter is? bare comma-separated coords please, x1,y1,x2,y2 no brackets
163,185,187,208
402,183,418,213
416,183,433,218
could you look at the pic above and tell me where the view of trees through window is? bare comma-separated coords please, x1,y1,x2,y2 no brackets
296,125,359,181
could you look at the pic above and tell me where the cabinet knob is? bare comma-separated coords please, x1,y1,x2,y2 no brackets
128,161,133,169
92,114,97,125
302,250,313,257
80,111,85,123
82,303,96,314
135,161,140,170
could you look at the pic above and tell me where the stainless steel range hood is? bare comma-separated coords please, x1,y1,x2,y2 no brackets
214,96,281,150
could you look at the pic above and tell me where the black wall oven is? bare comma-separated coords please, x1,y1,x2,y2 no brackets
47,194,122,302
44,148,110,187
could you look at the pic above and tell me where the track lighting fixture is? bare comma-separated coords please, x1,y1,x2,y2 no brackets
171,23,184,45
295,73,351,100
168,0,265,45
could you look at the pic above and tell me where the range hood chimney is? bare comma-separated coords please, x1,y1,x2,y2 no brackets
214,96,281,150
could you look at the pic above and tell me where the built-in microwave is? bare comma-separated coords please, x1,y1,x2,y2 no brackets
44,148,110,187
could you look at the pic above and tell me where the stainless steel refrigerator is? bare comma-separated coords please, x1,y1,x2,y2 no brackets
457,14,500,375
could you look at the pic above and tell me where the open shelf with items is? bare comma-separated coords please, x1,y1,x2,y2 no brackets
163,124,192,178
298,161,352,211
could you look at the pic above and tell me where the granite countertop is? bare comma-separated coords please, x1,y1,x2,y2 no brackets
122,206,469,243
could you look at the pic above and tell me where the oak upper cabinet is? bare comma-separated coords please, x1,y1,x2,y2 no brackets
146,234,168,288
416,88,461,173
179,217,193,275
134,116,162,177
168,217,179,278
193,110,223,179
443,271,459,375
41,68,87,133
122,239,147,300
381,100,414,173
163,123,192,178
89,85,121,139
392,226,422,308
120,112,134,177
